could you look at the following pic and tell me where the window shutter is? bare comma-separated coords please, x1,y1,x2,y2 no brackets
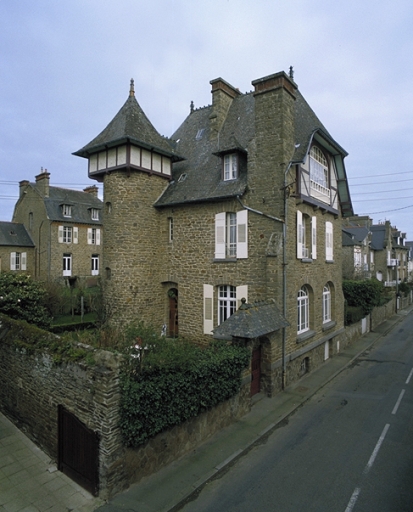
297,211,303,258
203,284,214,335
236,285,248,309
311,216,317,260
236,210,248,259
326,222,333,260
215,213,226,259
10,252,16,271
58,226,63,243
73,227,79,244
87,228,92,245
96,229,101,245
21,252,27,271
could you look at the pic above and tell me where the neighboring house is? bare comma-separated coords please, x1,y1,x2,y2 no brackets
405,241,413,282
0,221,35,274
342,216,373,280
12,172,103,284
74,70,353,394
370,221,408,286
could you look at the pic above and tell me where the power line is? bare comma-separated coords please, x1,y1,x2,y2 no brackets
358,203,413,215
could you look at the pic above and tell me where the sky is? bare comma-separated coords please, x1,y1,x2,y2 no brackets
1,0,413,237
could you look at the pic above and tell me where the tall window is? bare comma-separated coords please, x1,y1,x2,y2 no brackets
168,217,174,242
297,286,309,334
63,254,72,277
309,146,329,196
325,222,333,261
87,228,101,245
323,284,331,323
215,211,248,259
91,208,99,221
218,285,237,324
223,154,238,181
297,212,316,259
91,255,99,276
63,226,72,243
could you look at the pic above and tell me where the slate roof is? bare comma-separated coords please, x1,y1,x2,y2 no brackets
73,86,181,161
213,299,289,340
0,222,34,247
27,184,103,225
370,225,387,250
342,226,369,246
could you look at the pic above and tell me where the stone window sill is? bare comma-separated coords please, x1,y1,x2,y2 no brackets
322,320,336,331
296,329,316,343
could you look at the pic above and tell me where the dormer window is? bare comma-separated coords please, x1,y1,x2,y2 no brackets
62,204,72,218
91,208,99,221
223,154,238,181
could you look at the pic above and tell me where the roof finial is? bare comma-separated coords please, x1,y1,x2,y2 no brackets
190,100,194,113
289,66,294,80
129,78,135,97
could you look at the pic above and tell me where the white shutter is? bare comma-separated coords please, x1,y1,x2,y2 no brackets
236,285,248,309
297,211,303,259
215,213,226,259
203,284,214,335
311,216,317,260
73,227,79,244
10,252,16,271
96,228,101,246
87,228,92,245
326,222,333,261
236,210,248,259
58,226,63,243
21,252,27,271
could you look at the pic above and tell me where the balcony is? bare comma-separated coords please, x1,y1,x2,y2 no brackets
387,258,399,267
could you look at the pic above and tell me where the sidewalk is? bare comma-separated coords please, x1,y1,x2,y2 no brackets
0,414,104,511
97,308,412,512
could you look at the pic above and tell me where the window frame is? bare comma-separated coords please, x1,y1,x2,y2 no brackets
322,284,331,323
215,210,248,259
63,226,72,244
63,253,72,277
297,286,309,334
218,285,237,325
91,254,99,276
91,208,99,221
223,153,238,181
309,146,330,196
62,204,72,218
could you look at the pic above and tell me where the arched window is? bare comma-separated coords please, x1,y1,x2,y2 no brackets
218,285,237,324
323,284,331,323
297,286,309,334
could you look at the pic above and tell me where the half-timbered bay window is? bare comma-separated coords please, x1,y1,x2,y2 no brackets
215,211,248,259
223,153,238,181
310,146,329,198
297,211,316,259
297,286,309,334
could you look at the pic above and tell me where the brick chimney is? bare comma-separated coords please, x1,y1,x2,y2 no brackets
83,185,99,197
35,169,50,197
19,180,29,198
209,78,241,139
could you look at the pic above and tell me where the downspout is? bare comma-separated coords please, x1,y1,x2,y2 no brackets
236,196,284,224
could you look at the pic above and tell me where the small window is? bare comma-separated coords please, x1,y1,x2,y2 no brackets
106,202,112,214
91,208,99,221
91,254,99,276
10,252,27,271
29,212,33,230
62,205,72,218
63,226,72,244
168,217,174,242
88,228,101,245
223,154,238,181
196,128,205,140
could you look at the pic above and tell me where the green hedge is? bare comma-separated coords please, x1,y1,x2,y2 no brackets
120,340,250,448
342,279,384,316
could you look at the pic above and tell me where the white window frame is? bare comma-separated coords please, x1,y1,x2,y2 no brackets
218,285,237,325
323,284,331,323
223,153,238,181
297,212,316,259
297,286,309,334
59,226,72,244
325,222,333,261
88,228,101,245
10,252,26,271
91,208,99,221
91,254,99,276
63,254,72,277
215,211,248,259
309,146,330,197
62,204,72,218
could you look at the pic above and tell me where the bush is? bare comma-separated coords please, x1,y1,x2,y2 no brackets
119,322,250,448
345,305,365,325
0,273,51,328
342,279,384,317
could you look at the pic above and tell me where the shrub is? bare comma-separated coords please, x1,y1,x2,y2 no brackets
342,279,384,316
0,273,51,328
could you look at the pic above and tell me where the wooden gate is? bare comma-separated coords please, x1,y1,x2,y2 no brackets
58,406,99,496
250,346,261,396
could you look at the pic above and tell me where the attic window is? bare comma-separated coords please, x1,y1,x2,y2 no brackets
178,173,187,182
91,208,99,221
223,154,238,181
10,231,16,236
62,204,72,218
196,128,205,140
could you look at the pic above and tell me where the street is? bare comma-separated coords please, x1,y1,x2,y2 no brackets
180,312,413,512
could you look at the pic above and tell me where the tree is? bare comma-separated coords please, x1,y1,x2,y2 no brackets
0,273,51,329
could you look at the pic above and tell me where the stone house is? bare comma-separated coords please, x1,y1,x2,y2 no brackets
12,171,103,285
370,221,409,287
342,216,374,280
0,221,35,274
405,241,413,282
74,70,354,393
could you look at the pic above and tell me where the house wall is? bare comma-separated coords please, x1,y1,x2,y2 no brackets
0,245,35,275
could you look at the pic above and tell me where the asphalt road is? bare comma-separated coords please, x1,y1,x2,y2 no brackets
180,313,413,512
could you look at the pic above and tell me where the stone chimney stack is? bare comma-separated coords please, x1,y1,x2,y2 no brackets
83,185,99,197
35,169,50,197
19,180,29,198
209,78,241,139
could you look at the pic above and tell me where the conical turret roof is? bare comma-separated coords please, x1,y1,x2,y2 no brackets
74,79,181,160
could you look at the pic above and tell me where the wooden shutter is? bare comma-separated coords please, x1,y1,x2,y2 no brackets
236,285,248,309
326,222,333,261
58,226,63,243
297,211,303,259
236,210,248,259
215,213,226,259
96,229,101,246
203,284,214,335
311,216,317,260
73,227,79,244
10,252,16,270
21,252,27,271
87,228,92,245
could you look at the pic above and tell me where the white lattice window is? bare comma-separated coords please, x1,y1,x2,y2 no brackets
323,284,331,323
310,146,329,197
297,286,309,334
223,154,238,181
215,211,248,259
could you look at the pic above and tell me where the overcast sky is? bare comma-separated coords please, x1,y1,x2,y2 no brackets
1,0,412,238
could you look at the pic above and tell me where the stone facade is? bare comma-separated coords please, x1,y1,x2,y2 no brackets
0,221,35,275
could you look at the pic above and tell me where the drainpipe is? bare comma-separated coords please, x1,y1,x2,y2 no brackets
236,196,284,224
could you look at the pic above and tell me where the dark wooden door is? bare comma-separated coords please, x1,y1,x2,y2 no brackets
168,290,178,337
250,347,261,396
58,406,99,496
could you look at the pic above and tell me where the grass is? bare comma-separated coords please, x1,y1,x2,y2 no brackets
52,312,98,326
